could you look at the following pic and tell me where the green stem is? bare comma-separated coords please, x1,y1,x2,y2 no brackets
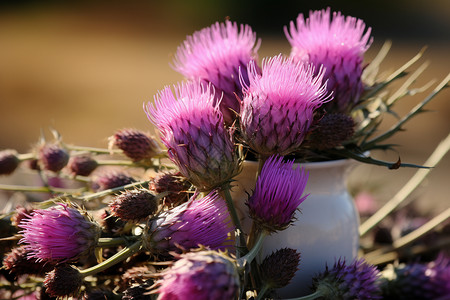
79,180,150,202
17,153,35,161
222,183,247,258
256,284,270,300
80,240,142,277
96,159,153,169
97,236,139,247
256,155,269,180
237,230,267,271
0,184,86,194
65,145,120,155
283,290,323,300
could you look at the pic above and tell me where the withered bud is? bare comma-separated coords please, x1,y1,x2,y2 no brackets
149,171,190,207
109,189,159,222
3,246,54,277
44,264,83,297
260,248,301,289
0,149,20,175
110,129,160,162
11,205,34,227
67,155,98,176
92,171,136,191
308,113,355,150
38,144,70,172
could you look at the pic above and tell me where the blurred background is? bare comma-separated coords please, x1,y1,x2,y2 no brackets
0,0,449,212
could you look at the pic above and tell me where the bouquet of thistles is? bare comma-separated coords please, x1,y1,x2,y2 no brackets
1,7,450,300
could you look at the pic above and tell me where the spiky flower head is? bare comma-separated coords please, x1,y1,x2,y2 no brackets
143,192,232,256
380,255,450,299
67,154,98,176
18,203,101,263
91,171,136,191
44,264,82,297
155,250,239,300
260,248,301,289
0,149,20,175
149,171,190,207
307,113,355,150
312,258,381,300
285,8,373,113
109,189,159,222
240,55,331,156
109,128,161,162
172,20,259,123
3,246,54,277
38,144,70,172
247,155,309,232
145,81,241,191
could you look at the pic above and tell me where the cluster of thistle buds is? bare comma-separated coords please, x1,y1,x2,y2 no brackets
1,6,449,300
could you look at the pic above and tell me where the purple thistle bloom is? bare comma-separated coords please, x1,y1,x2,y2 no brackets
285,8,373,113
145,81,240,191
312,258,381,300
240,55,331,156
380,255,450,299
172,20,260,123
143,191,232,256
247,155,309,232
156,250,240,300
18,203,101,263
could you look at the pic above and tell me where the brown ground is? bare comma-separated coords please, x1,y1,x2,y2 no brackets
0,5,449,214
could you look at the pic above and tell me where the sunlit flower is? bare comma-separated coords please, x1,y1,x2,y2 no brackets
247,155,309,232
172,20,260,123
240,55,331,156
146,81,240,191
285,8,372,113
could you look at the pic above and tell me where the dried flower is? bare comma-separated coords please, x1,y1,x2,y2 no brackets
260,248,301,289
44,264,82,297
92,171,136,191
3,246,54,277
38,144,70,172
172,20,259,123
155,250,239,300
247,155,309,232
109,129,160,162
312,258,381,300
240,55,331,156
18,203,101,263
380,255,450,299
146,81,240,191
0,149,20,175
143,192,232,256
307,113,355,150
285,8,373,113
109,189,159,222
67,154,98,176
149,171,190,207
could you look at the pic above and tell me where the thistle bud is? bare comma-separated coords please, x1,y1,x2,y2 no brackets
44,264,82,297
0,149,20,175
110,129,160,162
11,205,34,228
3,246,54,277
260,248,301,289
308,113,355,150
109,189,159,222
19,203,101,263
38,144,69,172
149,171,190,207
67,155,98,176
91,171,136,191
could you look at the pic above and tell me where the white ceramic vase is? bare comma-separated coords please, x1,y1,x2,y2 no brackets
231,158,360,297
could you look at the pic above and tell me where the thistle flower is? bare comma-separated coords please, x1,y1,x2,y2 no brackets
307,113,355,150
18,203,101,263
44,264,83,297
91,171,136,191
380,255,450,299
109,189,159,222
172,20,259,123
285,8,373,113
145,81,240,191
67,154,98,176
143,192,232,256
0,149,20,175
149,171,190,207
155,250,240,300
109,128,161,162
240,55,331,156
247,155,309,232
260,248,301,289
312,258,381,300
38,144,70,172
